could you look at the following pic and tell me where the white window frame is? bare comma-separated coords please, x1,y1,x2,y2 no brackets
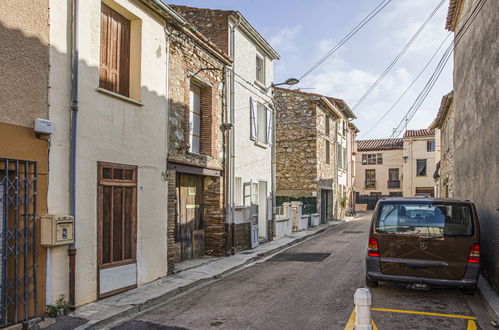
188,83,201,154
256,53,265,84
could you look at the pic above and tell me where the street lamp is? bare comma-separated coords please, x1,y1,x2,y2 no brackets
271,78,300,87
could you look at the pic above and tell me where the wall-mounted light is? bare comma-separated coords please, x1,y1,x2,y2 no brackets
403,156,408,163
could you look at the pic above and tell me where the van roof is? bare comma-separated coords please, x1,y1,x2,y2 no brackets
379,197,472,203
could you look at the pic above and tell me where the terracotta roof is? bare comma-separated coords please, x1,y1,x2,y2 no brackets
445,0,462,31
403,129,435,138
356,138,403,151
429,92,453,129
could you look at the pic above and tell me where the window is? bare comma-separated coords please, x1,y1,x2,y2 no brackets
250,98,273,146
256,54,265,83
252,182,259,204
325,115,330,135
188,84,201,153
343,146,347,169
389,191,403,197
326,140,330,164
234,177,242,206
98,162,137,266
336,144,341,167
416,159,427,176
365,169,376,188
415,187,435,197
427,140,436,152
388,168,400,188
362,153,382,165
100,4,131,97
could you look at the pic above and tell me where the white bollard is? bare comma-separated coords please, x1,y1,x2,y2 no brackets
354,288,372,330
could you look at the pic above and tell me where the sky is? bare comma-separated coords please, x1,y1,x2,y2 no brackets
168,0,454,140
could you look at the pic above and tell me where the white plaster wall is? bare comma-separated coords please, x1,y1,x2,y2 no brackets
232,25,274,217
402,137,437,196
48,0,169,306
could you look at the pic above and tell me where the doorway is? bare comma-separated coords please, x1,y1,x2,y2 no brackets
258,181,267,241
320,189,332,222
177,174,205,261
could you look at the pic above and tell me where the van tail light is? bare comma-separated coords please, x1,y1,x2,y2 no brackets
368,238,380,257
468,243,480,263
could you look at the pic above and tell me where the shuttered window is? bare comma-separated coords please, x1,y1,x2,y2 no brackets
98,163,137,267
100,4,131,97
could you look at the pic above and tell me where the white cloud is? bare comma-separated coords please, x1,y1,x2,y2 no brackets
269,25,302,52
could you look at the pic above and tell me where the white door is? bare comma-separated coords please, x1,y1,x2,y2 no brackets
258,181,267,240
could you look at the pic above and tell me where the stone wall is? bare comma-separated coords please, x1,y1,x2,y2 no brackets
451,0,499,291
233,222,250,252
438,103,454,198
274,89,318,197
167,22,227,272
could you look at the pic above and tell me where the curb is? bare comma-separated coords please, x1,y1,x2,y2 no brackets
71,220,346,330
477,275,499,324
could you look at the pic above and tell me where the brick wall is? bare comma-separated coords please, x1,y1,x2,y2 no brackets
169,6,231,54
204,176,225,255
233,222,250,252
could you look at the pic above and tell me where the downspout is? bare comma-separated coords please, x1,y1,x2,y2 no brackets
68,0,79,307
226,15,241,252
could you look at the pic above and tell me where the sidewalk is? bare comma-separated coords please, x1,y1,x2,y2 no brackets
44,220,345,330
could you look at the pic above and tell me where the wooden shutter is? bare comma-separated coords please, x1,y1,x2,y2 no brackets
266,107,273,146
249,97,257,141
100,4,130,97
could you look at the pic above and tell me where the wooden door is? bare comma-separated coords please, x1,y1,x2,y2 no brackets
178,175,204,261
321,190,329,222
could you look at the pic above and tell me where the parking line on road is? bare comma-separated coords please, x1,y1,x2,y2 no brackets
344,308,378,330
466,320,477,330
371,308,477,320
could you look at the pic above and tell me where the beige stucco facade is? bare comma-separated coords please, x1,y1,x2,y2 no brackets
402,132,437,197
47,0,171,306
355,146,403,196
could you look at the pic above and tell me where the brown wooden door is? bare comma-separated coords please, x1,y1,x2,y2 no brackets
178,174,204,261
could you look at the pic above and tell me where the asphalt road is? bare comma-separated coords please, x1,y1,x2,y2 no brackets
110,213,494,330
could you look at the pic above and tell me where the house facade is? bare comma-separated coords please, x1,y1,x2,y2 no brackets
430,92,454,198
347,123,360,210
165,16,231,271
47,0,185,306
354,138,404,199
445,0,499,292
402,129,437,197
170,6,280,245
274,88,355,222
0,1,50,325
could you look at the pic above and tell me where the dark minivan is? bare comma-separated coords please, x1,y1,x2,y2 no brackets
365,198,480,294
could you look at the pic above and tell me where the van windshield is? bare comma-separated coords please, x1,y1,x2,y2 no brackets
376,202,473,236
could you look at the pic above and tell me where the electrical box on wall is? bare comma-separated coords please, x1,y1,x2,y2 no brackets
41,215,74,247
34,118,54,135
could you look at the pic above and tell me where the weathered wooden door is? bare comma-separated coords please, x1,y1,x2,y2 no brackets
178,174,204,261
320,190,330,222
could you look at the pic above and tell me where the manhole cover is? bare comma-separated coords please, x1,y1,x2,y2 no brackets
267,252,331,262
342,231,363,234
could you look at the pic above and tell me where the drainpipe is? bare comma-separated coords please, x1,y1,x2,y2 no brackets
68,0,79,307
226,15,241,248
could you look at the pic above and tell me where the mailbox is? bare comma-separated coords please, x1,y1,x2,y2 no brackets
41,215,74,247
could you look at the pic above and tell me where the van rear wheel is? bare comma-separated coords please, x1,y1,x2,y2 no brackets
366,275,378,288
461,287,476,295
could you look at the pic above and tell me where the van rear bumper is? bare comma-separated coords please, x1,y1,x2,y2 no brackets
366,256,479,288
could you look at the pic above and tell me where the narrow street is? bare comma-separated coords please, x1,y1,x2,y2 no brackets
108,213,493,330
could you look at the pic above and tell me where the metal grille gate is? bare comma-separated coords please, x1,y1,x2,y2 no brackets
0,159,38,326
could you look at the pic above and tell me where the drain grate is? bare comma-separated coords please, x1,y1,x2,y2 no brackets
342,231,364,234
267,252,331,262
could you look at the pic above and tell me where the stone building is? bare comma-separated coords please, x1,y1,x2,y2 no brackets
165,15,231,271
430,92,454,198
354,138,404,201
0,0,50,325
402,129,437,197
273,88,355,222
445,0,499,292
170,5,280,246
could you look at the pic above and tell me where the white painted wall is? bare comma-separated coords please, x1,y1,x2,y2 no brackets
403,137,437,196
231,22,275,238
48,0,169,306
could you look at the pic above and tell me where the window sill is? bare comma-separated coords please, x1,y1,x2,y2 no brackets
254,80,268,91
254,140,269,149
96,87,143,107
187,151,211,159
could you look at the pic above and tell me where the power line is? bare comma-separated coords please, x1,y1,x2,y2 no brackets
390,0,488,137
360,32,452,139
298,0,392,81
351,0,447,112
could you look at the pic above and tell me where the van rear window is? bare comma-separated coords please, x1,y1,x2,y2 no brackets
376,202,473,236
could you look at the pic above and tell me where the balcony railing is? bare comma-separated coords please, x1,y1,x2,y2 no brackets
388,180,401,188
365,180,376,189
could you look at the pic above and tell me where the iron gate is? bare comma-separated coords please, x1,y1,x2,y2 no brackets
0,159,38,326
